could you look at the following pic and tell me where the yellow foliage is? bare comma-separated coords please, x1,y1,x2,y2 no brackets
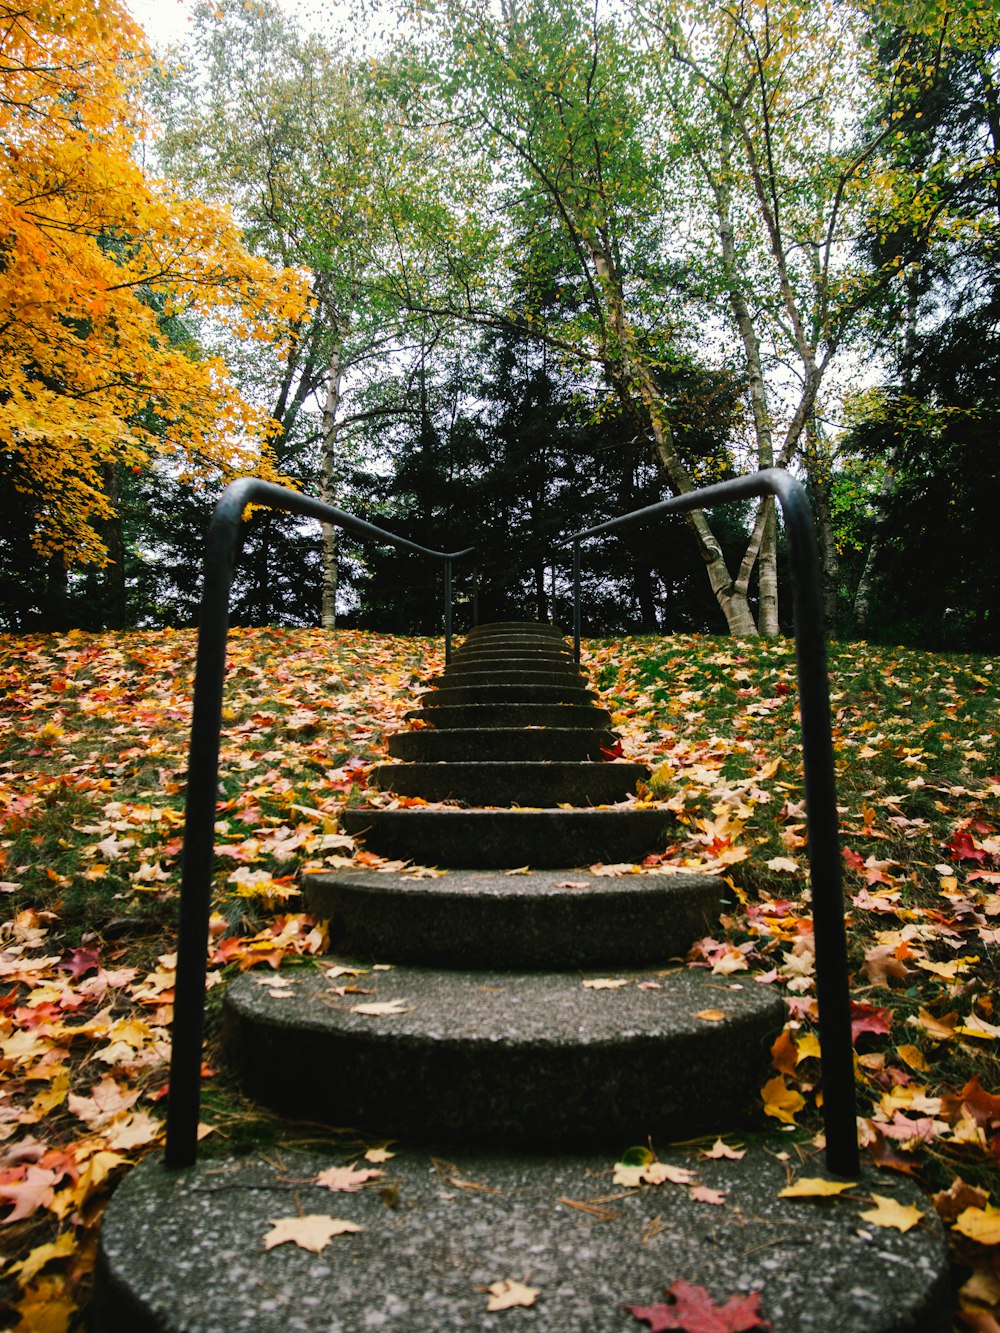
0,1,310,564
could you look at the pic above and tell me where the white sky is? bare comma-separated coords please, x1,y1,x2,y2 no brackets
124,0,332,49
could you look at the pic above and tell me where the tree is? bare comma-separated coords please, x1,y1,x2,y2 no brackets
0,0,307,572
155,0,489,626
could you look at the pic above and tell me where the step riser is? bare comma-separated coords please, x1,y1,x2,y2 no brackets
388,728,618,762
303,870,722,967
434,669,588,687
369,761,646,806
442,662,581,678
340,808,675,868
224,967,784,1148
405,703,614,729
421,684,597,706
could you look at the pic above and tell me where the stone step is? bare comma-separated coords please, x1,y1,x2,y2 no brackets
369,761,647,806
405,702,613,729
433,668,587,688
463,620,564,638
302,867,721,967
420,682,597,707
388,727,618,762
223,960,784,1146
340,807,675,867
440,660,580,679
454,639,572,657
96,1145,950,1333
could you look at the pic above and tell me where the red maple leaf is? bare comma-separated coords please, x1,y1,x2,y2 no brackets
946,831,986,864
628,1280,770,1331
600,740,625,760
842,846,865,871
850,1000,892,1043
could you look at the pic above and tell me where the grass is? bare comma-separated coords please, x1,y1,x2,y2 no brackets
0,625,998,1329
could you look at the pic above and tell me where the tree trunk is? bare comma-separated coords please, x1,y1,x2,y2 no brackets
589,246,759,637
853,439,901,629
319,343,343,630
98,462,126,629
716,122,779,634
802,420,840,627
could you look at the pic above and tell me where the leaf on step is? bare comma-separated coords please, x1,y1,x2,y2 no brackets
364,1147,395,1164
483,1278,539,1311
349,1000,409,1016
701,1139,746,1161
778,1177,858,1198
695,1009,726,1022
263,1215,363,1253
583,977,628,990
690,1185,727,1205
613,1161,695,1187
628,1279,770,1331
858,1194,925,1232
314,1165,385,1192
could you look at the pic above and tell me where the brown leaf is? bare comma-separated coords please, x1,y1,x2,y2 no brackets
484,1279,539,1311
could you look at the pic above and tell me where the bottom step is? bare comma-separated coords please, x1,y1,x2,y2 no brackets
95,1144,950,1332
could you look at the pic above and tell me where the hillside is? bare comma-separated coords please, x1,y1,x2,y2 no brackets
1,628,998,1328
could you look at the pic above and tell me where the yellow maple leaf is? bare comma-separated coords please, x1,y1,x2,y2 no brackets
779,1177,858,1199
954,1205,1000,1246
859,1194,925,1233
761,1075,805,1124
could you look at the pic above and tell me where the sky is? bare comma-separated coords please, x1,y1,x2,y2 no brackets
124,0,330,49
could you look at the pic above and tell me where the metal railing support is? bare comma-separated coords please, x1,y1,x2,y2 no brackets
164,479,472,1169
444,558,454,663
563,468,859,1176
572,540,581,662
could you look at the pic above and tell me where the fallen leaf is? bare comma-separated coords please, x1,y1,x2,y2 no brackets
761,1076,805,1125
778,1177,858,1199
765,857,799,873
263,1215,363,1253
364,1147,395,1164
349,1000,409,1016
858,1194,925,1232
614,1161,695,1187
484,1278,539,1311
695,1009,726,1022
628,1279,770,1331
954,1205,1000,1247
583,978,629,990
314,1165,385,1192
701,1139,746,1161
690,1185,727,1205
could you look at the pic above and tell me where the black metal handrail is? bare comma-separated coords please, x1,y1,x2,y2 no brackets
562,468,859,1177
164,478,474,1168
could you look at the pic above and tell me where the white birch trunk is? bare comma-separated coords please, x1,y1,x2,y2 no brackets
320,343,343,631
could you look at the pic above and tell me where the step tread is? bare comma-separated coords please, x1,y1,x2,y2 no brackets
306,866,721,966
224,961,783,1144
404,703,613,729
368,760,647,806
98,1148,949,1333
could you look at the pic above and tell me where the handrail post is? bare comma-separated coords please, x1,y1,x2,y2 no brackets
163,479,474,1170
444,558,454,664
572,540,581,662
563,469,859,1177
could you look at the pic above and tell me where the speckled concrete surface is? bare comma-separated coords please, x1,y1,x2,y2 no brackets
223,962,784,1145
302,868,722,967
339,807,677,867
368,760,648,806
94,1145,951,1332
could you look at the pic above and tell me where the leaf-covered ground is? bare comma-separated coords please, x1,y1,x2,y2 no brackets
1,627,998,1329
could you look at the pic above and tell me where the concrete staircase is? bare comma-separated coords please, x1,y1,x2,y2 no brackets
95,622,951,1332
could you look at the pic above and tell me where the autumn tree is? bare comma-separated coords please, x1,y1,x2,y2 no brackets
0,0,307,574
154,0,488,626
